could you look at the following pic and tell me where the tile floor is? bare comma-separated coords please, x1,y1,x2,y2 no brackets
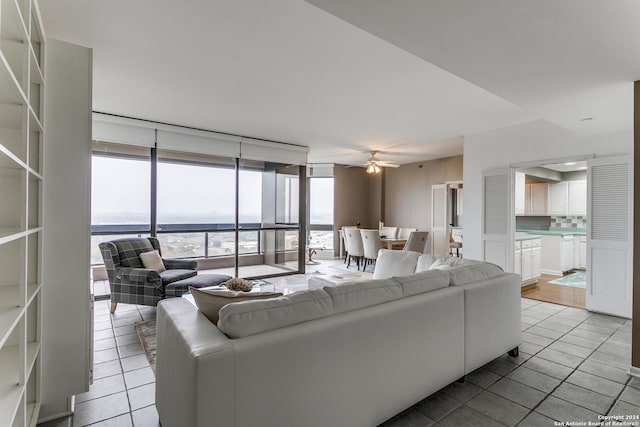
45,270,639,427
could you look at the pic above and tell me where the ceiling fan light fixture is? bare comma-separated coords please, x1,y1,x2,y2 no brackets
366,163,382,174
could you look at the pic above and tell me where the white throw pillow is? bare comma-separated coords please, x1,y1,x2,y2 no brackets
139,250,166,272
415,254,440,272
373,249,420,279
190,287,282,324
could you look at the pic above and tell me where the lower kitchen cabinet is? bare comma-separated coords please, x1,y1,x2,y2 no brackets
540,235,574,275
516,238,541,286
578,236,586,269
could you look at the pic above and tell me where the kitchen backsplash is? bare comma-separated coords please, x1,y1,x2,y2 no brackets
551,215,587,228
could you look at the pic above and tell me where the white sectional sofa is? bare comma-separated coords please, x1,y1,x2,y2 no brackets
155,250,521,427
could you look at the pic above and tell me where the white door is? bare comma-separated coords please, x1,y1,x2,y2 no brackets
481,168,514,271
515,172,525,215
587,156,633,318
431,184,448,255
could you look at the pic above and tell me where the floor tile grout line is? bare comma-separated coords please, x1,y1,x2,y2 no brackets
515,317,625,425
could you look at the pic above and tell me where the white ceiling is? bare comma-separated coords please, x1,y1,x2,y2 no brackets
37,0,639,165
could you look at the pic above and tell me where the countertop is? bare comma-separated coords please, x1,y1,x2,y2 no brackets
525,230,585,237
515,232,542,241
516,227,586,237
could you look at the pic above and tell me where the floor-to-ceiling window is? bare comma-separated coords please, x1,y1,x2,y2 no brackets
91,142,305,278
308,177,334,252
90,142,151,264
156,150,237,259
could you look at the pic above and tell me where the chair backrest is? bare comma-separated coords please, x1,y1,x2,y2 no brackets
99,237,158,283
398,227,417,240
403,231,430,253
345,228,364,257
360,229,382,259
381,226,398,239
342,226,358,253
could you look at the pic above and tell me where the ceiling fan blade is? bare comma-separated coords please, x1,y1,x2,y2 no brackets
377,161,400,168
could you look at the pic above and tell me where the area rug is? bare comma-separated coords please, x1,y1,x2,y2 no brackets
135,320,156,372
549,271,586,288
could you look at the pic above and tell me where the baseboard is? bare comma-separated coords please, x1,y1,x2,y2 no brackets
37,411,73,424
629,366,640,378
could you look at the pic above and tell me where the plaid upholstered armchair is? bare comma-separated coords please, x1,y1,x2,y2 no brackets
99,237,198,313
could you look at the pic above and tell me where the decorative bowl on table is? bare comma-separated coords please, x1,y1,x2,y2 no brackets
221,277,254,292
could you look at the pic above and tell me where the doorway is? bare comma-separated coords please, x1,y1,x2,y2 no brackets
514,159,588,308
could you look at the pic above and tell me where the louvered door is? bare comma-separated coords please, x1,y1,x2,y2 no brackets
587,156,633,317
481,169,515,271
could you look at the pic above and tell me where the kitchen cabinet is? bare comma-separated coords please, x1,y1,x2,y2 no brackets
578,236,587,269
540,235,574,275
519,182,548,215
548,182,568,215
515,237,541,286
568,181,587,215
548,180,587,216
528,183,549,215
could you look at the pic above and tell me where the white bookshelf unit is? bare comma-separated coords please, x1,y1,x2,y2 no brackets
0,0,44,425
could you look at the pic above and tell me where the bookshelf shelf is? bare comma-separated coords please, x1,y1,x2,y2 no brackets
0,0,44,423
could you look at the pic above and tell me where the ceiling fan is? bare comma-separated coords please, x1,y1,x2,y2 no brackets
363,151,399,174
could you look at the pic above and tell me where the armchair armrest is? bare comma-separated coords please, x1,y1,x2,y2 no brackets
163,258,198,270
116,267,162,288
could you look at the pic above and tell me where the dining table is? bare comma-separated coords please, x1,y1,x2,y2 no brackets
380,238,407,250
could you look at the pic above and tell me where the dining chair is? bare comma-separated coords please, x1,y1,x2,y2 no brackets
360,229,382,272
344,228,365,270
398,227,417,240
403,231,430,253
381,226,398,239
342,225,359,263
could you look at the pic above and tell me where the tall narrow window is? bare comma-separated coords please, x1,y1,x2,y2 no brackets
309,177,334,250
90,143,151,264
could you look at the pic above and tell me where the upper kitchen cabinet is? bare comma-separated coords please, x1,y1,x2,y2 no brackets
515,172,548,216
548,182,568,215
567,181,586,215
527,183,548,215
548,180,586,216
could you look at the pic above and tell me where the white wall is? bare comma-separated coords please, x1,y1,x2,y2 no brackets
463,119,632,260
41,39,92,420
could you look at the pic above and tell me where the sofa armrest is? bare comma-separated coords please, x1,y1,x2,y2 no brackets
458,273,521,373
156,299,235,427
116,267,162,287
163,258,198,270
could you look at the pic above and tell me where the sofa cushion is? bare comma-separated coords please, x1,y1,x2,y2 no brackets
415,254,440,272
372,249,420,279
165,274,231,298
139,250,166,272
160,269,197,286
392,269,450,297
190,287,282,324
447,263,505,286
217,289,334,338
322,279,402,314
